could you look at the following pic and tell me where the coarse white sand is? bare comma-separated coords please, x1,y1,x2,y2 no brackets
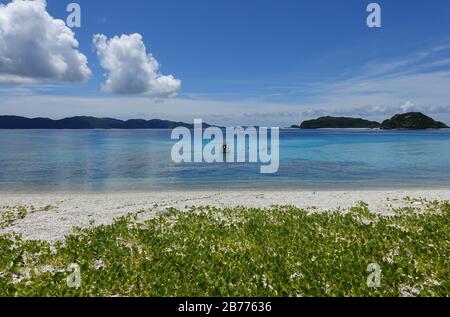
1,189,449,242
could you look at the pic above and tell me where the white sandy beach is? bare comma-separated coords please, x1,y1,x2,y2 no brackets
1,189,450,242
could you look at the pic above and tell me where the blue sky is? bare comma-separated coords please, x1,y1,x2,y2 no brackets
1,0,450,126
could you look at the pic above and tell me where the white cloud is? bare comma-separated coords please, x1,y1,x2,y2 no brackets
0,0,91,84
400,101,415,113
93,33,181,97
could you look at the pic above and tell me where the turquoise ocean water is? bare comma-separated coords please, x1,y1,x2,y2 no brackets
0,129,450,192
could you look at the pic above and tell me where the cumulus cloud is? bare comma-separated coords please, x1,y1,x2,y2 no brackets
400,101,415,113
93,33,181,97
0,0,91,84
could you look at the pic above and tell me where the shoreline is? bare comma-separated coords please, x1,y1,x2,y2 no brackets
1,189,450,242
2,185,450,195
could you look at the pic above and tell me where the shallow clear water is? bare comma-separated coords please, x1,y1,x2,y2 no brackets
0,129,450,192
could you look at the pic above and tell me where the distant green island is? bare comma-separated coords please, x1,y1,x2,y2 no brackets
381,112,449,130
0,115,209,129
294,117,381,129
293,112,449,130
0,112,448,130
